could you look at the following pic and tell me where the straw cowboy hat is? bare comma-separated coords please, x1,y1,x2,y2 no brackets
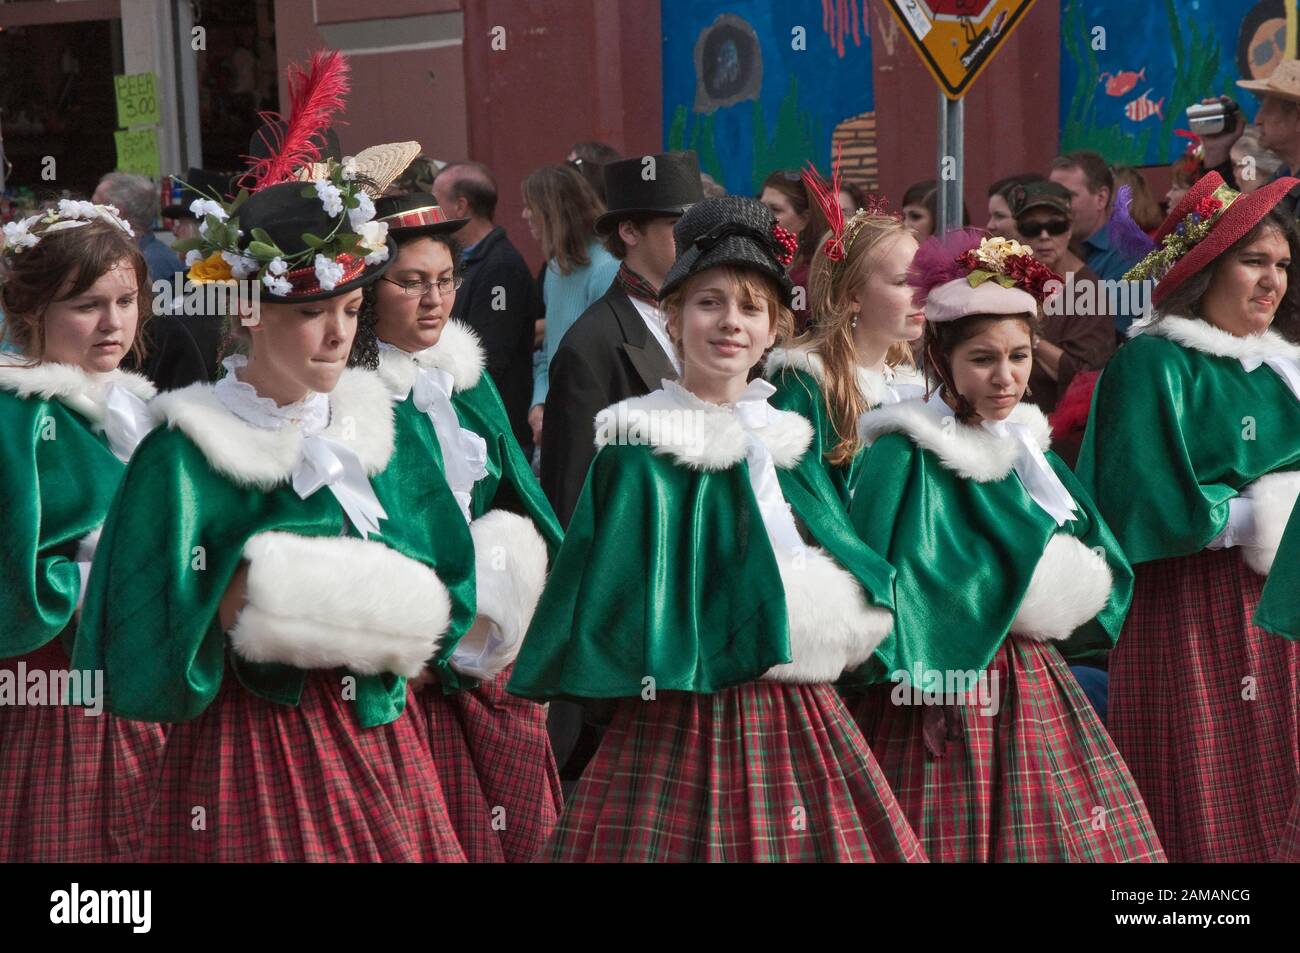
1237,58,1300,104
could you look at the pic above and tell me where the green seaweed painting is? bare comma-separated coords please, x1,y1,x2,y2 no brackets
1061,0,1228,166
668,76,823,195
752,76,823,187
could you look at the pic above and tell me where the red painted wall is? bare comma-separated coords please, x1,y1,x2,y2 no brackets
872,0,1062,226
461,0,662,268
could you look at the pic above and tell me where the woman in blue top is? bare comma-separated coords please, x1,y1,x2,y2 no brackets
522,163,619,449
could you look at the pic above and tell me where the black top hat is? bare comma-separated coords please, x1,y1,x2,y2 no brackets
595,150,704,235
659,196,796,306
163,168,233,219
375,192,467,241
237,182,395,303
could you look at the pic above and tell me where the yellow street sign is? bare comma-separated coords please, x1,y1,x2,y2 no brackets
885,0,1038,99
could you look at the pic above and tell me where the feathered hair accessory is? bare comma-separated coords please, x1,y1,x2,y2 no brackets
802,147,901,276
237,50,350,193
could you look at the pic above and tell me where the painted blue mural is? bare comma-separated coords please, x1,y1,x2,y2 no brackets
1060,0,1292,166
662,0,874,195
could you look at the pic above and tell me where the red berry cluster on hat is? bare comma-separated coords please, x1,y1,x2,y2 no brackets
771,224,798,267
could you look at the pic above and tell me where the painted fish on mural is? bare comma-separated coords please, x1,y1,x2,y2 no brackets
1124,88,1165,122
1099,67,1147,97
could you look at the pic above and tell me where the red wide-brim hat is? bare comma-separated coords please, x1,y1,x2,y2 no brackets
1145,171,1300,307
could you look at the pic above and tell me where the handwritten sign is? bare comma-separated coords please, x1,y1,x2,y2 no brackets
114,72,161,128
115,128,161,178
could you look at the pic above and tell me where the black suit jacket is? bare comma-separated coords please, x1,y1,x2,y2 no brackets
540,282,678,527
451,226,541,453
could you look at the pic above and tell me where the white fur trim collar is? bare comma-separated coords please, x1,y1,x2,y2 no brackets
765,344,925,408
150,368,395,489
859,396,1052,481
0,356,155,424
374,320,485,398
1131,314,1300,361
593,378,813,470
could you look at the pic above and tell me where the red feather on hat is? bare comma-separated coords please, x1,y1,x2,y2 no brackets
239,50,351,192
802,150,845,260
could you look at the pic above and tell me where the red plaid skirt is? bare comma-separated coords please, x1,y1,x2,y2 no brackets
1109,548,1300,862
419,663,561,863
853,636,1165,862
542,681,927,862
0,640,163,862
1277,795,1300,862
144,670,466,862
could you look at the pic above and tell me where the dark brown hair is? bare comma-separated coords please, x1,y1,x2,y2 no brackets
923,312,1039,422
348,230,463,370
603,213,666,260
1051,150,1114,202
1,217,150,362
760,170,829,269
1155,208,1300,342
521,164,605,275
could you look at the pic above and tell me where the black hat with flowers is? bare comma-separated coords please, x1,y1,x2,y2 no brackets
659,196,797,306
172,50,398,303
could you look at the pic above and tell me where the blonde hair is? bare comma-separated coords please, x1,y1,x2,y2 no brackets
800,215,913,465
662,266,794,368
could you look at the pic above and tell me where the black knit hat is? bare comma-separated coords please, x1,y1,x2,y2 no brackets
659,196,797,306
595,150,703,235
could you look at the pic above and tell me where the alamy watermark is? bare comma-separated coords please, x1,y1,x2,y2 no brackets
151,275,261,325
1043,275,1155,320
0,664,103,715
888,662,1001,716
594,405,704,448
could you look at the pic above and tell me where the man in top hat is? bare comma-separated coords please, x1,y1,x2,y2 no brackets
1239,59,1300,215
540,150,703,528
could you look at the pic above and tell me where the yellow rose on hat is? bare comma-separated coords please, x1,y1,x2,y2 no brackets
188,251,236,284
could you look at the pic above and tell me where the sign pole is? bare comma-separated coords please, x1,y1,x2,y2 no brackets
937,93,964,232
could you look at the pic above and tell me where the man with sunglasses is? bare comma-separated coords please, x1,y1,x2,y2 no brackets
1009,181,1117,438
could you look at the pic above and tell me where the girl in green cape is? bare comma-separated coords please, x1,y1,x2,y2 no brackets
510,196,926,862
765,169,925,507
847,229,1165,862
0,204,161,861
71,159,469,862
1077,171,1300,862
361,192,563,862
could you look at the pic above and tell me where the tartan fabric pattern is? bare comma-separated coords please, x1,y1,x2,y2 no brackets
143,671,466,862
1276,794,1300,862
0,643,163,862
1109,547,1300,862
853,636,1166,862
541,681,927,862
420,663,561,863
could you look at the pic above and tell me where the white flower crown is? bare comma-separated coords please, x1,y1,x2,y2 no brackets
2,200,135,261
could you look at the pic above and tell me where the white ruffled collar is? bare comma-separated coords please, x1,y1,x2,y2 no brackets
594,376,812,470
214,355,330,434
858,392,1053,482
373,320,486,399
1130,313,1300,361
151,367,396,490
765,343,926,407
0,353,155,425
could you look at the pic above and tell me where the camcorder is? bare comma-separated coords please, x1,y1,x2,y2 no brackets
1186,96,1242,136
